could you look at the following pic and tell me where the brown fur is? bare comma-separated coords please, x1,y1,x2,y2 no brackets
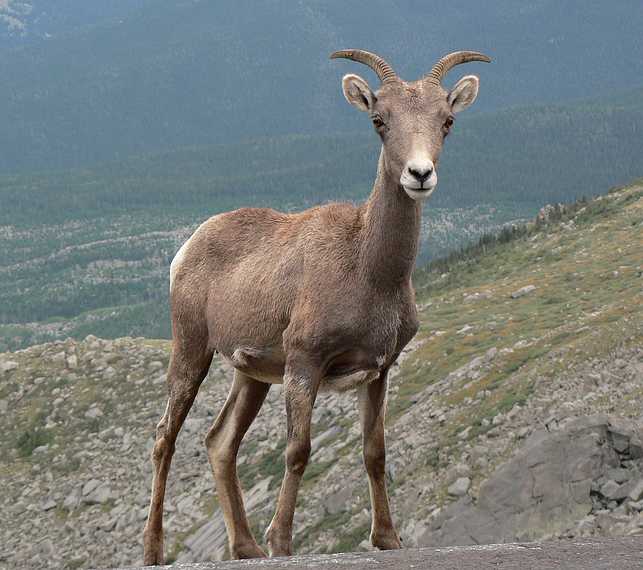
143,51,486,563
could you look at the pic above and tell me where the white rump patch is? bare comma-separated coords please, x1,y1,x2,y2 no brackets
169,235,193,291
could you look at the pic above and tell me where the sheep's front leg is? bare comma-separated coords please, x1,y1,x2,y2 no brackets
358,369,401,550
265,362,320,557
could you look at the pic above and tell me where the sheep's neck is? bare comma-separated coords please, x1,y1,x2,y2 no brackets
360,149,422,288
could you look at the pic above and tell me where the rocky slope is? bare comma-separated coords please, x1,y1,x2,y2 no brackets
0,183,641,569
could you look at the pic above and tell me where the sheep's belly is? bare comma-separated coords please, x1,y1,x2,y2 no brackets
320,370,379,393
224,346,380,392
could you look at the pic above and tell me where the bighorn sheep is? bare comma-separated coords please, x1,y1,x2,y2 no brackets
143,48,490,563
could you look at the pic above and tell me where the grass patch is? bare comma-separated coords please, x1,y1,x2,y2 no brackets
303,460,333,485
332,522,371,553
15,427,53,457
239,442,286,491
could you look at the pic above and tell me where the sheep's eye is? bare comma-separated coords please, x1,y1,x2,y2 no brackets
443,116,455,131
372,115,385,129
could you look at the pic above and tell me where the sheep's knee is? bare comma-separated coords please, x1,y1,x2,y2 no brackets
364,447,386,478
205,429,237,474
285,440,311,477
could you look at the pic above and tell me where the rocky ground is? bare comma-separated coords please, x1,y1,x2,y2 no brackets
1,337,641,570
0,185,641,569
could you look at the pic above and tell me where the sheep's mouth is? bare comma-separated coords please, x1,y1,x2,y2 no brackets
403,184,437,201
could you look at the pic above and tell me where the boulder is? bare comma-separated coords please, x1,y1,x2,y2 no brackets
601,480,631,501
448,478,471,497
419,415,635,547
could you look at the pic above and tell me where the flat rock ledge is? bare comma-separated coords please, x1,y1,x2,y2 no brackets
114,538,643,570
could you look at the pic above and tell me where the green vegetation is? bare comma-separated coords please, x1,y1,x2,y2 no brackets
15,426,53,457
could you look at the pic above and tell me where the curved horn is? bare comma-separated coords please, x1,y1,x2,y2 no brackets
425,51,491,85
330,49,398,84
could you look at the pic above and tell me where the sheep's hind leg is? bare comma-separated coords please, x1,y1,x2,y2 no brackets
143,341,213,565
206,370,271,559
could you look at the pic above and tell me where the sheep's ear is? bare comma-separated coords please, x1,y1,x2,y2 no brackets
342,73,376,112
448,75,480,113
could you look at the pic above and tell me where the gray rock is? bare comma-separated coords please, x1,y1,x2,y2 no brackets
311,426,342,451
82,479,101,496
85,406,103,419
82,482,112,505
601,480,630,501
628,500,643,512
325,486,353,515
51,352,67,364
574,515,597,535
630,437,643,459
103,366,117,379
0,360,18,374
471,445,489,462
177,495,197,515
475,457,489,470
41,500,57,511
510,285,536,299
608,468,632,484
611,432,630,453
179,478,271,563
629,480,643,502
63,488,81,510
448,478,471,497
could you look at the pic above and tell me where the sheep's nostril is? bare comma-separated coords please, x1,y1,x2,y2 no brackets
408,167,432,183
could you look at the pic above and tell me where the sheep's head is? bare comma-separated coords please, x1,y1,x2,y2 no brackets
332,49,490,201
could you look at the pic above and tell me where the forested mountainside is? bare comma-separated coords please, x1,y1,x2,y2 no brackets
2,87,643,228
1,1,643,172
